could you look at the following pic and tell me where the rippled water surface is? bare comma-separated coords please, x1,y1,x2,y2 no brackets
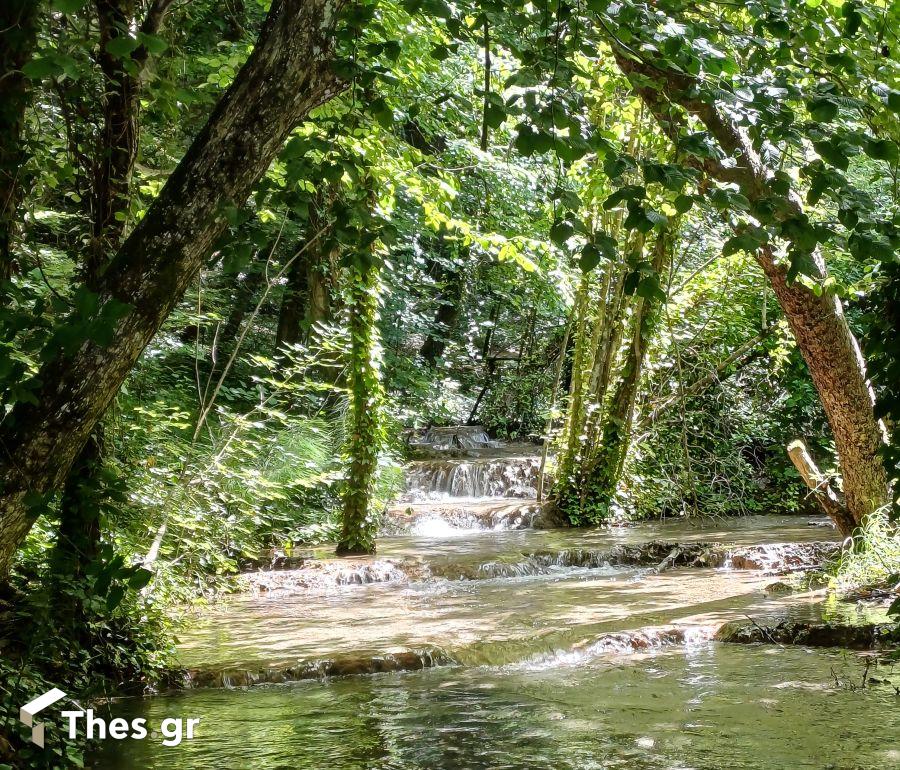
97,644,900,769
88,440,896,768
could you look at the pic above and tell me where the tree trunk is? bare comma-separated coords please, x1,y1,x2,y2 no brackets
585,228,674,508
0,0,40,286
757,244,887,529
56,0,179,586
419,248,464,367
336,261,384,556
89,0,140,281
0,0,345,579
275,193,338,352
787,439,856,535
275,248,311,351
615,50,888,531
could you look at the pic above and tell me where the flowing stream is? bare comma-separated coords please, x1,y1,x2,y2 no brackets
94,436,899,769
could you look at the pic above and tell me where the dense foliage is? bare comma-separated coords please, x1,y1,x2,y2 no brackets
0,0,898,764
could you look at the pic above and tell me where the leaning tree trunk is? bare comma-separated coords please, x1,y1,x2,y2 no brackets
0,0,345,579
756,245,887,534
615,51,888,535
0,0,40,287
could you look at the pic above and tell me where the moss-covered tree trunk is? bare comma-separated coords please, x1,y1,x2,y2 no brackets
0,1,40,287
336,261,384,556
553,275,591,518
584,227,675,509
0,0,345,579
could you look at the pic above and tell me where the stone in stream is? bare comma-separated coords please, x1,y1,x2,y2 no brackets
183,648,456,689
764,580,795,597
722,542,838,572
715,619,900,650
242,540,841,595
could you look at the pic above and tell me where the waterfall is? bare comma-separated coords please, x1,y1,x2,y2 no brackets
403,457,540,501
408,425,500,452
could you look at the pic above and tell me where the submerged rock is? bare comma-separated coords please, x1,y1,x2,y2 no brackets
242,540,841,594
764,581,795,597
184,648,455,689
715,619,900,650
721,542,839,573
246,558,417,594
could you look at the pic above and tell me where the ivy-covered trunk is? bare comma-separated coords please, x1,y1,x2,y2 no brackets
0,0,345,579
336,261,385,556
0,0,40,286
583,227,675,509
616,51,889,533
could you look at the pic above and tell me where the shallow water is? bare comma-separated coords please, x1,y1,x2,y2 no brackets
90,442,895,768
97,645,900,769
178,515,841,674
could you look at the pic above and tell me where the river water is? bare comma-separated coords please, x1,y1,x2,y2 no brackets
94,437,899,769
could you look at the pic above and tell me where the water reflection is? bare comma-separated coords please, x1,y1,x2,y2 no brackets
95,645,900,769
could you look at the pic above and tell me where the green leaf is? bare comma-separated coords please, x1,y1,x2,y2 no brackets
865,138,899,164
430,44,451,61
807,98,838,123
786,249,818,282
603,185,645,210
636,274,666,303
722,228,767,256
673,194,694,214
603,153,630,179
579,243,603,272
106,585,126,612
514,126,539,156
813,138,849,171
137,32,169,56
22,57,62,80
842,1,862,36
105,35,139,59
888,91,900,114
550,220,574,245
127,568,153,590
484,103,506,129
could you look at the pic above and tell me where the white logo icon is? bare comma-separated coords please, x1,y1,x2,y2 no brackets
20,688,66,747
